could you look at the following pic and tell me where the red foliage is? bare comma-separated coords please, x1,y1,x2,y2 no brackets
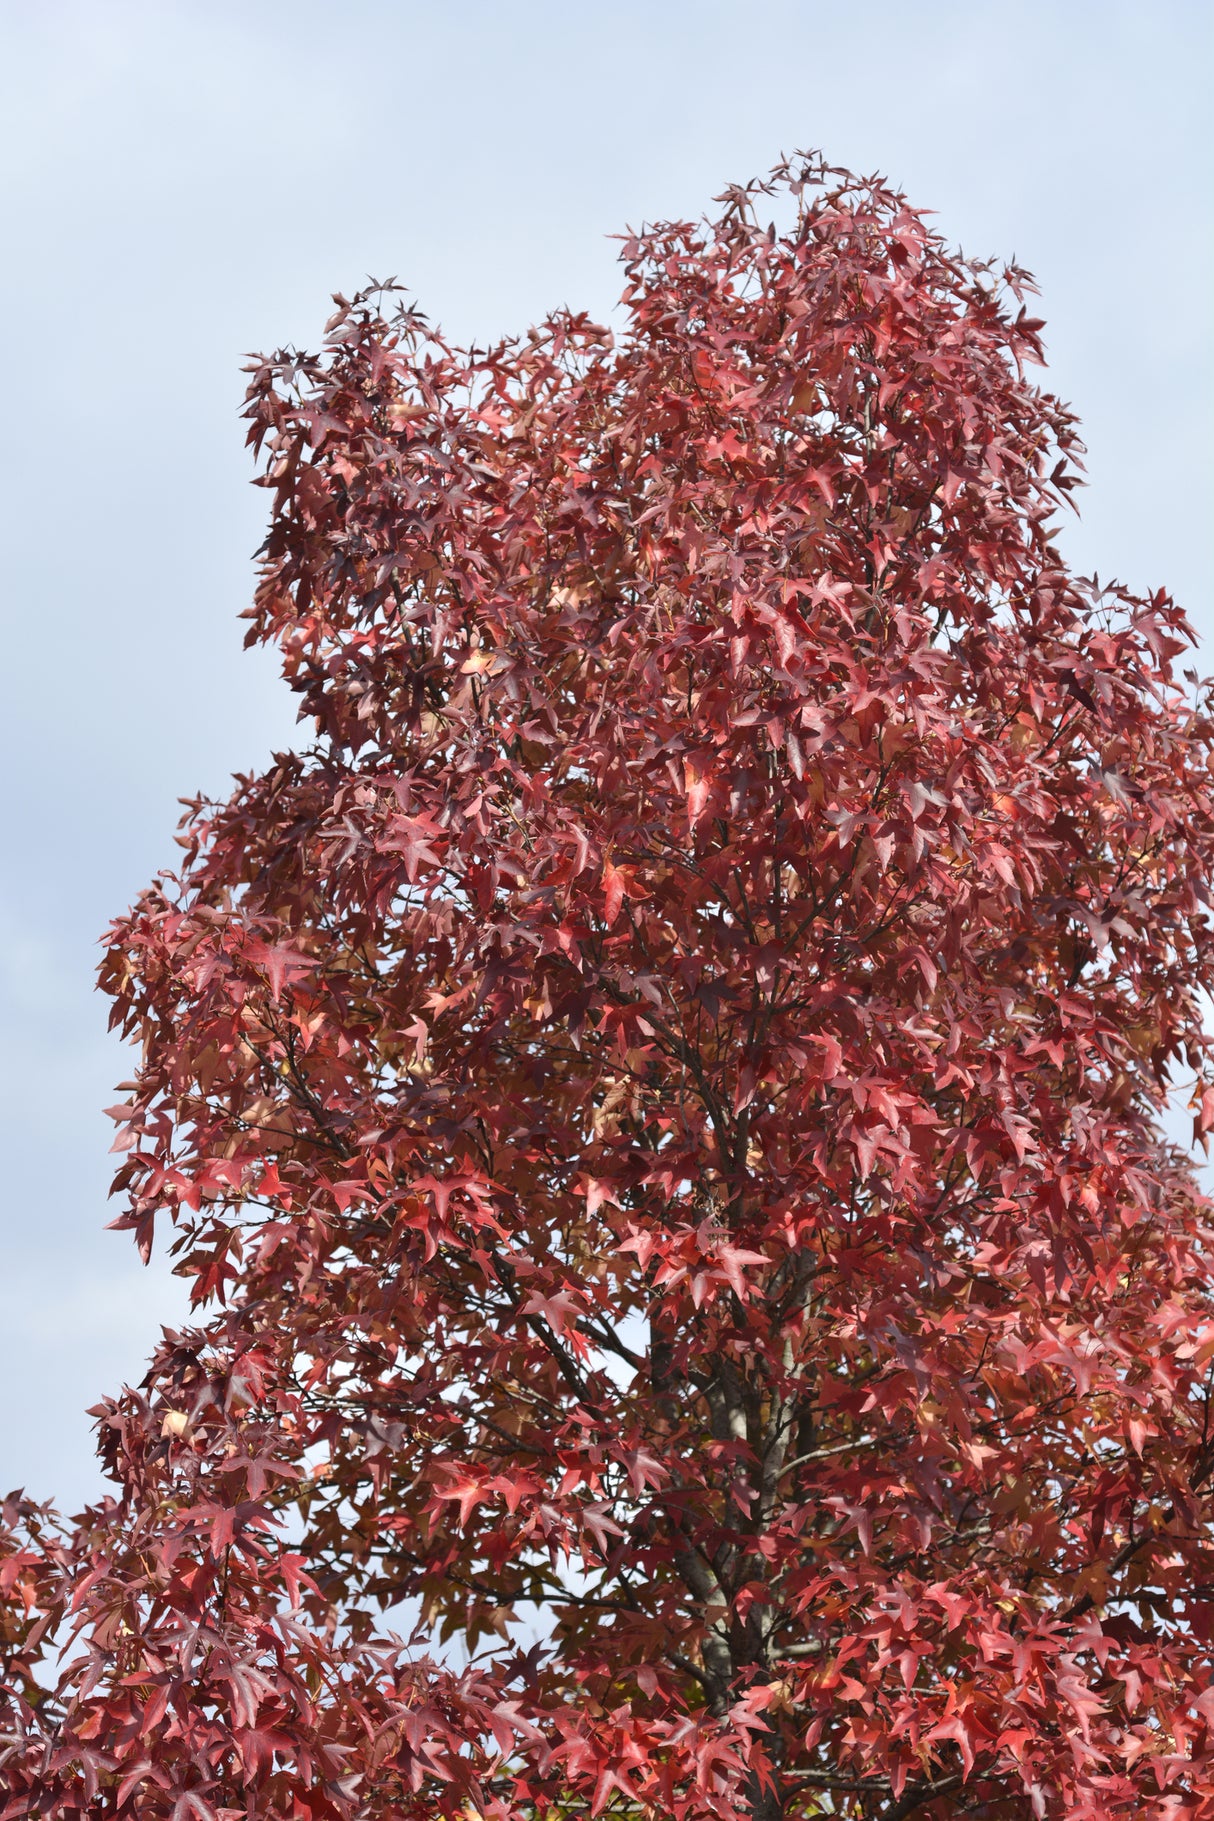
4,155,1214,1820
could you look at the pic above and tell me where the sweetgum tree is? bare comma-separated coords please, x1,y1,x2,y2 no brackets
4,155,1214,1820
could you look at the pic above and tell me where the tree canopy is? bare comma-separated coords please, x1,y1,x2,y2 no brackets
4,155,1214,1820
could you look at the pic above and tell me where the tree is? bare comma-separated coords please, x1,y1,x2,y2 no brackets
3,153,1214,1821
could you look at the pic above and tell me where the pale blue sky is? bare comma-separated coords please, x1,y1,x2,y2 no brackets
1,0,1210,1514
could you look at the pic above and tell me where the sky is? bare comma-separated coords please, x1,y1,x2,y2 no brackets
0,0,1210,1517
